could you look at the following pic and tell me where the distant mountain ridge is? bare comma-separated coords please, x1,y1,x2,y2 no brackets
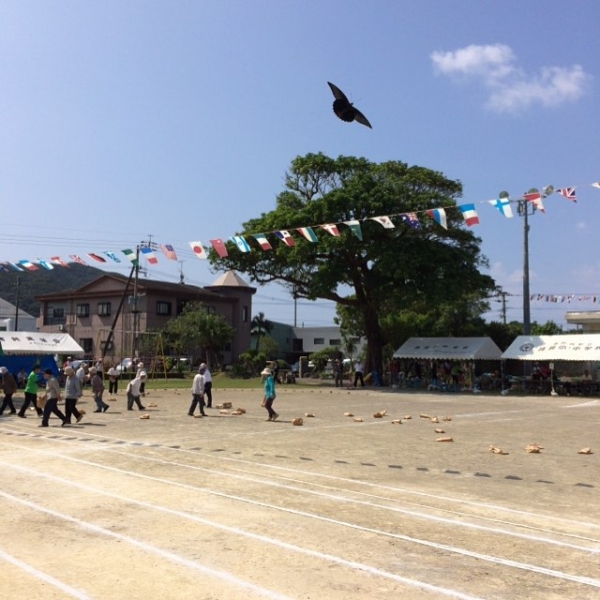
0,264,107,318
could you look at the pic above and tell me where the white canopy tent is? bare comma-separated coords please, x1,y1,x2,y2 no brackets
393,337,503,360
0,331,84,355
501,334,600,361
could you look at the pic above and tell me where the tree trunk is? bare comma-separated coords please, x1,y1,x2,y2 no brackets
361,304,385,380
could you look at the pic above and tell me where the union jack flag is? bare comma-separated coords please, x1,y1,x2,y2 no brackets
557,187,577,202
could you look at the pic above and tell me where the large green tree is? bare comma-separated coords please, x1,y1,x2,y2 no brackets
162,301,235,368
210,153,496,374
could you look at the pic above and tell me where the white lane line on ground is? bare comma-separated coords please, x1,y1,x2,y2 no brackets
6,459,600,591
0,548,91,599
564,400,600,408
0,480,483,600
0,491,294,600
3,423,598,532
107,449,600,550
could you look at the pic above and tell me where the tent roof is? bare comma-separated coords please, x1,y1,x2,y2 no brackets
393,337,503,360
0,331,84,355
501,334,600,361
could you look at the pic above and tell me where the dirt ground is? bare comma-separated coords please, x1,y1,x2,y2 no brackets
1,384,599,599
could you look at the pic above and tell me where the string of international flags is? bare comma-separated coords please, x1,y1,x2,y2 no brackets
2,181,599,273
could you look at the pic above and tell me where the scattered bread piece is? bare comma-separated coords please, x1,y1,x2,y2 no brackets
442,416,452,422
430,416,440,423
578,447,593,455
436,436,453,442
373,411,387,418
305,413,315,418
219,409,230,415
236,407,247,414
108,398,117,402
420,413,431,419
353,417,363,422
194,414,203,419
403,415,412,420
434,428,445,434
292,417,304,426
391,419,402,425
489,446,509,455
140,414,150,420
344,412,354,417
231,410,243,415
147,402,157,407
525,443,542,453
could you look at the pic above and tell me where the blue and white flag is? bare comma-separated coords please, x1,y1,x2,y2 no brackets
488,197,514,218
231,235,251,252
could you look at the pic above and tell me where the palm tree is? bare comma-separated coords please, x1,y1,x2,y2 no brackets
251,312,272,353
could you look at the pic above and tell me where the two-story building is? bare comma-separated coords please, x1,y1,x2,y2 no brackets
36,270,256,365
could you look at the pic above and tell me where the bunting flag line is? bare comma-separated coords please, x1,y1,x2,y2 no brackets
231,235,251,252
275,231,295,247
427,208,447,229
401,213,421,229
5,262,24,271
122,249,138,265
459,204,479,227
343,220,362,240
488,197,513,218
161,244,178,260
104,251,121,263
557,187,577,202
140,247,158,265
189,241,208,259
19,260,39,271
254,233,273,250
523,191,545,213
210,239,229,257
320,223,340,236
370,216,395,229
69,255,87,265
296,227,318,242
50,256,70,268
37,259,54,270
88,253,107,263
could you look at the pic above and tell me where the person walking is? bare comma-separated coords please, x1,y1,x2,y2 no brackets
188,366,206,417
90,367,109,413
200,363,213,408
136,362,146,397
106,364,119,395
0,367,18,415
17,364,43,418
334,359,344,388
63,366,84,424
39,369,67,427
126,372,147,410
261,366,278,421
353,360,365,388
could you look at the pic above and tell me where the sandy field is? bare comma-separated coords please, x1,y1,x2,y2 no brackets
1,384,599,599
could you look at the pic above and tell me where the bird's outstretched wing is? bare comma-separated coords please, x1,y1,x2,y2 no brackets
327,81,348,102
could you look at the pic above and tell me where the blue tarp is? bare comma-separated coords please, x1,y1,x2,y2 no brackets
0,355,59,380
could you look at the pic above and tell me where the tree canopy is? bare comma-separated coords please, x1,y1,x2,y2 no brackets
210,153,496,373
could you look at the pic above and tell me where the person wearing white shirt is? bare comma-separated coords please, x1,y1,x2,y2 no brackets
107,365,119,394
126,372,147,411
200,363,213,408
188,367,206,417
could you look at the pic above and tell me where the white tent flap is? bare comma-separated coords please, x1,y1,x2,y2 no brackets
501,334,600,361
393,337,503,360
0,332,84,355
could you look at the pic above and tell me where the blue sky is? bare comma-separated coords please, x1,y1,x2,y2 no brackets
1,1,599,327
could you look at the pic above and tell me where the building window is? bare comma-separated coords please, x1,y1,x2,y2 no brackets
206,305,216,314
97,302,111,316
80,338,93,354
329,339,341,346
314,337,325,345
76,303,90,317
292,339,303,352
242,306,249,322
156,301,172,316
223,342,231,352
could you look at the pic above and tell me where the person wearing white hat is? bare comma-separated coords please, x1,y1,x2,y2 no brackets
126,371,147,411
199,363,213,408
90,367,109,413
0,367,18,415
63,366,84,423
261,366,278,422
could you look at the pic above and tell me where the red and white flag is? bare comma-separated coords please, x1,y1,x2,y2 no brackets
274,230,295,247
210,239,229,258
69,255,87,265
18,260,39,271
557,188,577,202
370,216,395,229
88,253,107,263
50,256,70,267
320,223,340,236
458,203,480,227
189,241,207,260
523,191,545,213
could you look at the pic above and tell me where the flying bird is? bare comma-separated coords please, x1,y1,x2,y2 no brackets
327,82,372,129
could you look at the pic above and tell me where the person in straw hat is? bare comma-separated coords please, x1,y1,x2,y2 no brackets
63,366,84,424
261,366,278,422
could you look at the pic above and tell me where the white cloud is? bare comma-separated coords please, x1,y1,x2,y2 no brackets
431,44,591,113
576,221,586,231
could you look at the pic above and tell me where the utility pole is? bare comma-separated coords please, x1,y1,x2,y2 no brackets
497,291,508,325
178,261,185,284
131,244,141,360
14,277,20,331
